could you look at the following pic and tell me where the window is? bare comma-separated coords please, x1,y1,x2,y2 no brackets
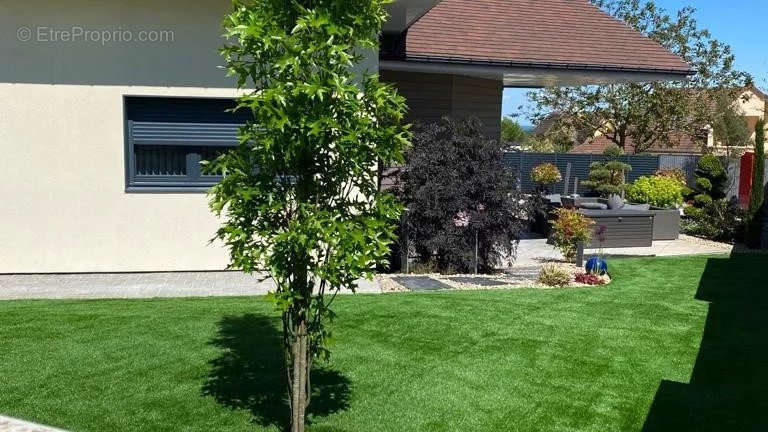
124,97,250,191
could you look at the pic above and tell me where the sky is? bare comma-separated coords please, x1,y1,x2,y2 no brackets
503,0,768,127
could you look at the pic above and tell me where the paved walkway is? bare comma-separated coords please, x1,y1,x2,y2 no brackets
0,235,733,301
514,234,733,267
0,272,380,301
0,416,66,432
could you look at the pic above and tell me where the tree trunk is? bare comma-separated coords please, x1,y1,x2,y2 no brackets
290,317,309,432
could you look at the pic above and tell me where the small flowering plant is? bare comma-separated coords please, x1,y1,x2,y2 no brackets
574,272,606,286
593,224,607,257
551,208,594,261
453,211,470,227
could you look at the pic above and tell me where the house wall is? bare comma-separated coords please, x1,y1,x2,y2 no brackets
0,0,378,273
380,70,502,140
735,90,767,140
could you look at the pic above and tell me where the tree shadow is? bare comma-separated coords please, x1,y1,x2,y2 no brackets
642,253,768,431
202,314,351,431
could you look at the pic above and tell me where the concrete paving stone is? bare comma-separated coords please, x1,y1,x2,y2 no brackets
390,276,453,291
447,277,510,286
0,416,67,432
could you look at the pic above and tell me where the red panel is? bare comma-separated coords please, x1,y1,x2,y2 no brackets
739,152,755,209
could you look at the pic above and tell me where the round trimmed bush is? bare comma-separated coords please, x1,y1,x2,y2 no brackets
684,206,704,218
696,177,713,192
694,194,713,206
626,176,684,208
531,163,562,185
696,154,726,179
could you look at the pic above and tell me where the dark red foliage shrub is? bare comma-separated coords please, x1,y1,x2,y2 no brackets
574,272,606,285
396,117,529,273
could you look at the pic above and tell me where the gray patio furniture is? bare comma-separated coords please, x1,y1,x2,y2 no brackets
576,197,680,241
579,209,655,248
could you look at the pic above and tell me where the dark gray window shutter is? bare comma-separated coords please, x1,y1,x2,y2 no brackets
124,97,249,191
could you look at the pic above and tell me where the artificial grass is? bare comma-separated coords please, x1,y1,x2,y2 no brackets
0,254,763,431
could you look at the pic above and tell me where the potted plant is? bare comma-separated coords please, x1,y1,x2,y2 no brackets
530,163,562,234
531,162,562,195
551,208,594,262
626,175,684,240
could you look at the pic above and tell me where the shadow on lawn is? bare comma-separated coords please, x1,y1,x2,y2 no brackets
642,253,768,431
202,314,351,431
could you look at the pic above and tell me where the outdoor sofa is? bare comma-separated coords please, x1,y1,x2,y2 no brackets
547,195,680,248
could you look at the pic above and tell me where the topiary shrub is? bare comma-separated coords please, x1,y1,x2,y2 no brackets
626,176,684,208
695,177,713,193
683,206,704,219
681,186,695,200
551,208,594,261
694,194,714,206
398,117,529,274
538,264,572,287
531,163,562,188
582,144,633,197
694,154,727,201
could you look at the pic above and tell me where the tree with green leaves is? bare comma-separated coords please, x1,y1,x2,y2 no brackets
712,93,751,157
527,0,749,154
746,118,765,248
501,116,527,144
582,144,632,197
208,1,410,430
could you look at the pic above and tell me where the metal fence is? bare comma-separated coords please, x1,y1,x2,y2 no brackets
505,152,660,194
658,154,701,186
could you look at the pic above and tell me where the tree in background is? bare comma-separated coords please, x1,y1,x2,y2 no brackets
398,117,528,274
527,0,749,154
712,93,752,157
501,116,527,145
209,1,410,430
746,118,765,248
582,144,633,197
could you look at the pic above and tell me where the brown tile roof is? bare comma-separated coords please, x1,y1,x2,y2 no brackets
399,0,692,74
531,113,563,136
570,134,705,155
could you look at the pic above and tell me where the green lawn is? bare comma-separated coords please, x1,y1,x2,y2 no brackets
0,254,764,432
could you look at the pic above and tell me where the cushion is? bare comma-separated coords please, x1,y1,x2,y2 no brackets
623,203,651,211
579,202,608,210
607,194,625,210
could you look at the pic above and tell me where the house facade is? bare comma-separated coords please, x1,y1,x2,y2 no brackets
0,0,690,273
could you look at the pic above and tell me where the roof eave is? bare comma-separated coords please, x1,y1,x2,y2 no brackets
384,54,695,77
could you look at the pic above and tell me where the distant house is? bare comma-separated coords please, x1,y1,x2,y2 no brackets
566,86,768,155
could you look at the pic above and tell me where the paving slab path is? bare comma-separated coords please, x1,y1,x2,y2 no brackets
513,234,733,267
0,272,380,300
0,235,733,300
0,416,67,432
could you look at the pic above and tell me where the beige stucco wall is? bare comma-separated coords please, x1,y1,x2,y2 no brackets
0,0,378,273
736,90,767,141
